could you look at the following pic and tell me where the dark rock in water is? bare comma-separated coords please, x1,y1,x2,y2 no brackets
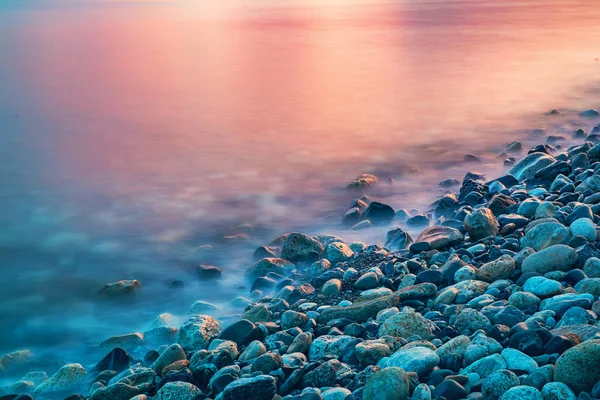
529,144,554,155
251,277,277,292
348,174,379,188
413,226,464,251
363,202,395,225
219,319,261,346
580,109,600,117
440,179,460,188
491,174,519,188
252,246,278,261
384,228,413,251
487,193,516,217
95,348,130,374
245,258,293,279
505,141,523,153
546,135,565,144
198,265,222,280
406,214,430,227
221,375,277,400
169,280,184,289
504,158,516,167
459,177,488,203
434,194,459,219
97,280,141,298
464,154,482,163
343,207,362,226
586,134,600,143
281,233,324,264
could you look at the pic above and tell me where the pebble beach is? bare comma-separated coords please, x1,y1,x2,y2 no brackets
2,108,600,400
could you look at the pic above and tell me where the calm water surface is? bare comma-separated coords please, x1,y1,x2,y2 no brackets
1,0,600,367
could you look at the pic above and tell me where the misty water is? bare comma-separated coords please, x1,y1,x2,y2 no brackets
1,0,600,373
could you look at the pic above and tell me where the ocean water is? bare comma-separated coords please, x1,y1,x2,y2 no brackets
1,0,600,370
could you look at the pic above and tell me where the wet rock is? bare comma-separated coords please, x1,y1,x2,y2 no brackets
363,367,410,400
554,339,600,394
521,245,578,274
198,265,222,280
381,347,439,376
0,350,34,376
97,280,141,298
281,233,324,264
569,218,597,241
521,222,570,251
177,315,222,351
482,369,519,400
348,174,379,188
363,202,395,225
384,228,413,251
318,294,399,323
379,308,433,340
465,208,499,240
541,382,576,400
509,152,556,180
322,242,354,265
412,226,464,251
500,386,542,400
154,382,202,400
33,364,87,397
522,276,562,297
246,258,293,279
476,255,515,282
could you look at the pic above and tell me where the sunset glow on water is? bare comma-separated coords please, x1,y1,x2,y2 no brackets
1,0,600,363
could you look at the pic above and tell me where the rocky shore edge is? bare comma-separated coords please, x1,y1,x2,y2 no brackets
2,111,600,400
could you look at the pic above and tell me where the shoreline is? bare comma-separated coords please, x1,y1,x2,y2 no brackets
2,108,600,399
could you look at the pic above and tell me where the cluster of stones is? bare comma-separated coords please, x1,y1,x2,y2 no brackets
4,121,600,400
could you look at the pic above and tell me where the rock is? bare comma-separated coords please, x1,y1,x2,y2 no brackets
379,308,433,340
322,242,354,265
554,339,600,393
318,294,399,323
455,308,492,333
521,222,570,251
508,291,540,310
189,300,220,315
363,202,395,225
569,218,597,241
482,369,520,400
239,341,266,362
436,335,470,361
385,228,413,251
541,382,576,400
432,379,467,400
154,382,203,400
501,348,537,374
363,367,410,400
509,152,556,180
308,335,355,361
382,347,440,376
521,245,578,274
245,258,293,279
97,280,141,298
151,344,186,375
413,226,464,251
580,109,600,117
584,257,600,278
500,386,542,400
281,233,324,264
197,265,222,280
243,304,270,323
412,383,432,400
219,319,259,346
101,333,144,350
302,359,340,387
33,364,87,397
251,352,282,374
89,383,141,400
461,353,507,378
281,310,308,330
355,272,380,290
0,350,34,375
465,208,499,240
177,315,222,351
287,332,312,354
477,255,515,282
322,388,352,400
535,202,556,219
348,174,379,188
522,276,562,297
356,339,393,365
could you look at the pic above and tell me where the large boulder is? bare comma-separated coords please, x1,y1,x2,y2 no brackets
521,245,578,274
509,152,556,180
245,258,293,279
554,339,600,394
521,222,570,251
